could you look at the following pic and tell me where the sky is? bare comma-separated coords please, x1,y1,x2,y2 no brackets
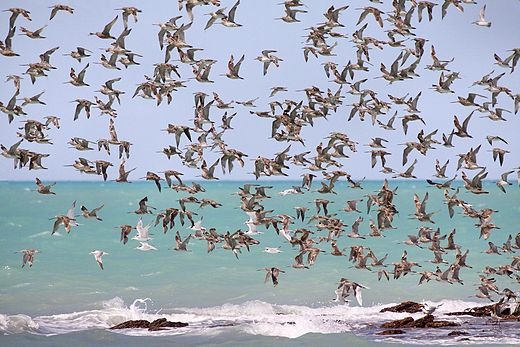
1,0,520,181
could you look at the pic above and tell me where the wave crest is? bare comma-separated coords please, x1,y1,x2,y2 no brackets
0,297,518,344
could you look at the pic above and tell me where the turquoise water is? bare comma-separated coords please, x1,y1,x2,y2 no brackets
0,180,519,345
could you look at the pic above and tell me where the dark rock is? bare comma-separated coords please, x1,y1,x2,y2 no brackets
448,330,469,337
150,318,168,327
447,303,520,320
110,320,150,330
495,315,520,321
377,329,406,335
424,320,459,328
381,315,459,329
148,326,168,331
411,314,434,328
110,318,188,330
446,304,494,317
380,301,425,314
381,317,414,329
207,322,236,328
149,318,188,330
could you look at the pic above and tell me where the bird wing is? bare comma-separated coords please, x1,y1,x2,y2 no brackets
92,204,104,214
228,0,241,22
67,200,76,218
52,218,61,234
354,285,363,306
264,268,272,283
479,5,486,21
263,61,270,75
102,15,118,36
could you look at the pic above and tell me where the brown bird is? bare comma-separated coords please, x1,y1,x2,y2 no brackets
5,8,32,29
116,6,142,29
115,160,136,183
16,249,39,268
490,148,509,166
51,200,78,235
95,160,113,181
263,267,285,287
89,16,118,39
34,177,56,194
173,230,192,251
49,4,74,20
143,171,162,192
224,54,245,79
19,25,47,39
80,204,104,221
162,170,184,187
64,47,91,63
453,113,473,138
118,224,133,244
200,159,220,180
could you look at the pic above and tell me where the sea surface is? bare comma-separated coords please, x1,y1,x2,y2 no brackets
0,180,519,346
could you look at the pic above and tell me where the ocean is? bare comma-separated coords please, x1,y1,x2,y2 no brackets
0,180,519,346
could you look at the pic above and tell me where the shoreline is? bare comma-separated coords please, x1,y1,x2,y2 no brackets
1,298,518,345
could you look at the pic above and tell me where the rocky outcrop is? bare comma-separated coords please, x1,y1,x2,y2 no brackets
380,301,425,314
411,314,435,328
448,330,469,337
446,303,520,320
148,318,189,331
110,319,150,329
110,318,189,331
380,315,459,329
425,320,460,328
377,329,406,335
381,317,414,329
446,304,494,317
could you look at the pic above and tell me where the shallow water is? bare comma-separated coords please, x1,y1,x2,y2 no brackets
0,181,519,345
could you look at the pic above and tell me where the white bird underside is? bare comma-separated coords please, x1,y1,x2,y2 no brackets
136,241,157,251
133,218,152,241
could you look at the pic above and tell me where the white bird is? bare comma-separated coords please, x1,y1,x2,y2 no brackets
333,286,350,304
245,211,258,224
472,5,491,27
263,247,283,254
135,242,157,251
190,219,206,235
278,186,303,196
279,228,293,242
422,303,443,315
89,250,108,270
496,170,514,193
132,218,152,241
245,221,263,235
333,278,368,305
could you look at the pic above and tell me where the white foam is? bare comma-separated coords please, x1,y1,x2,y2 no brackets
11,282,31,289
0,298,518,344
141,271,161,277
28,231,51,239
0,314,39,334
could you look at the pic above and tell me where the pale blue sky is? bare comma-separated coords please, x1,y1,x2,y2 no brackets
1,0,519,181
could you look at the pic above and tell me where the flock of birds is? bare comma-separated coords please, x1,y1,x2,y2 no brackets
2,0,520,315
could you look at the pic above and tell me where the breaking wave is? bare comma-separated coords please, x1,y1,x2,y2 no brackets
0,297,518,344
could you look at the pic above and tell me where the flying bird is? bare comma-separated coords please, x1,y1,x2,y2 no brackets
89,250,108,270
